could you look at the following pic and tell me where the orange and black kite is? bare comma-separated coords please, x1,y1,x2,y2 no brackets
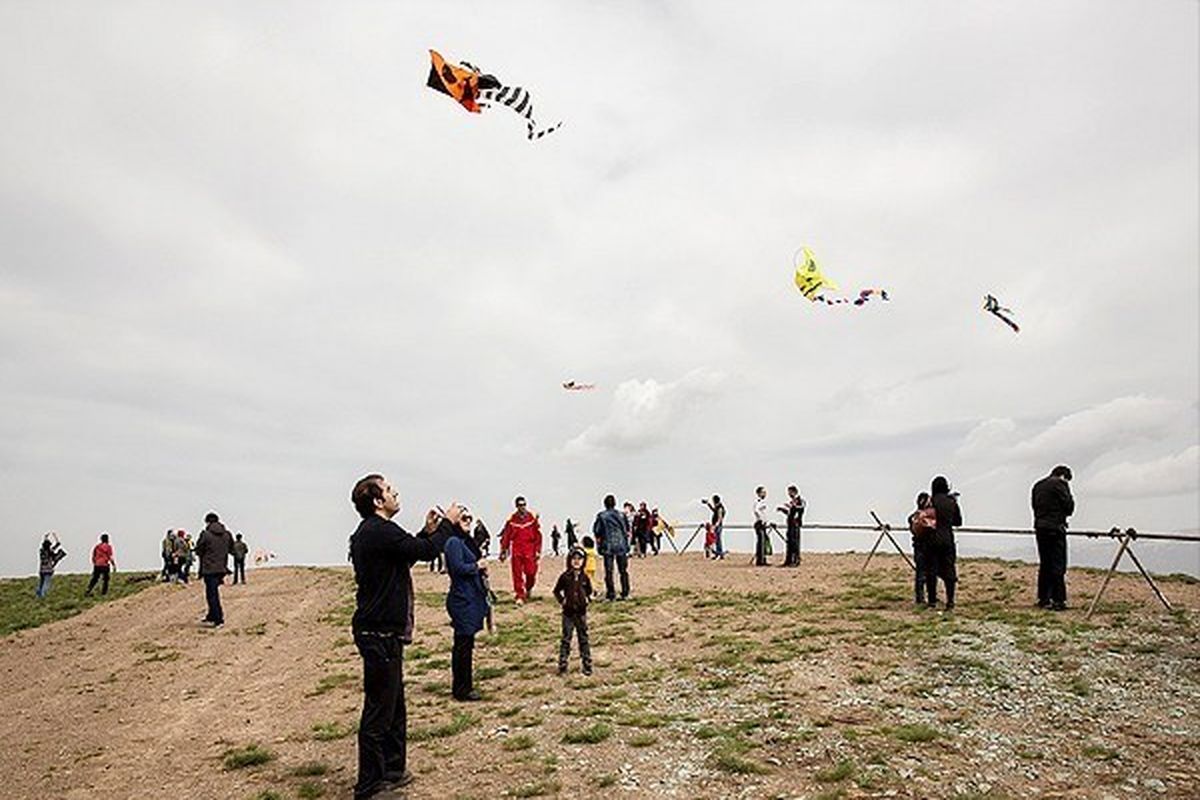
426,49,561,141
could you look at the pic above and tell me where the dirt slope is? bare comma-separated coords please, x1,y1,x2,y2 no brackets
1,555,1197,800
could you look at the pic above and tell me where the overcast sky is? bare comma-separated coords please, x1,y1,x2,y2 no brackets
1,1,1197,577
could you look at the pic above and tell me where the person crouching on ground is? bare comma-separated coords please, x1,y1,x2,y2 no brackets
499,496,542,605
195,512,235,626
554,547,593,676
348,473,463,799
445,508,488,702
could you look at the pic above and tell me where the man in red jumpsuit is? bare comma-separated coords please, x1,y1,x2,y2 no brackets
499,496,542,606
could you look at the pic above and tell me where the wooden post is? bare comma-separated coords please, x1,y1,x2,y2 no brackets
865,511,915,571
679,524,704,555
1085,529,1131,620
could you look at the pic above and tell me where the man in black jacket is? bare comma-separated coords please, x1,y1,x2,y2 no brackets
348,473,463,800
194,512,235,626
1032,465,1075,611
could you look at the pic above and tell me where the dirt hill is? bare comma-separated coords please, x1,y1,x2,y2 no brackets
2,554,1197,800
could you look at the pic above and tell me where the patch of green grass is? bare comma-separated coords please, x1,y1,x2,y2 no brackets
0,571,159,637
596,773,617,787
1082,744,1119,761
617,711,669,729
561,722,612,744
628,732,658,748
289,762,330,777
507,778,561,798
134,641,182,663
311,721,356,741
850,672,876,685
815,759,855,783
297,782,325,799
307,672,355,697
502,734,536,752
241,622,268,636
409,711,479,742
1066,674,1092,697
223,743,274,770
890,723,940,743
252,792,284,800
709,740,771,775
477,665,507,680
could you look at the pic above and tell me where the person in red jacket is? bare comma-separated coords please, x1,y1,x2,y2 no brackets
85,533,115,596
499,496,542,605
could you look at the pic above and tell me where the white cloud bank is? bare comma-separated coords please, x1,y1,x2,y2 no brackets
957,396,1184,466
563,369,725,456
1085,445,1200,499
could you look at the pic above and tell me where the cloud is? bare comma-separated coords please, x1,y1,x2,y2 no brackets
563,368,724,456
957,396,1183,466
1085,445,1200,499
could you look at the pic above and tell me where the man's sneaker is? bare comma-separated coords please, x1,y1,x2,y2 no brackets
384,770,414,788
582,665,593,676
515,598,525,607
453,690,482,702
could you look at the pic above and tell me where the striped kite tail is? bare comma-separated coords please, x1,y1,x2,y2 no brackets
480,84,562,141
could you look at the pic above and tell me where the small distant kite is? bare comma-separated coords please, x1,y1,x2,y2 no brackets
562,381,595,391
426,49,562,141
983,294,1020,333
793,247,889,307
252,549,277,566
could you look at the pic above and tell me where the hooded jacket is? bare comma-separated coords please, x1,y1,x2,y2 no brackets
931,491,963,547
194,521,235,576
500,510,542,558
553,563,593,616
1032,476,1075,533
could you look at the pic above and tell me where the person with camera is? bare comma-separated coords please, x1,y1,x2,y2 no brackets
36,533,67,599
1032,465,1075,611
347,474,464,799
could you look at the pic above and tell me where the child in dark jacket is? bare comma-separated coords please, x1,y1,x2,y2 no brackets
554,548,593,675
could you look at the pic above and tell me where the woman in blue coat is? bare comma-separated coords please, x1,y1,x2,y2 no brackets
445,515,489,701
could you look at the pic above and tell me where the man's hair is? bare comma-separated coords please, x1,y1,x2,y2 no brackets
712,494,721,504
352,474,386,519
1051,465,1073,480
931,475,950,495
756,485,765,494
204,512,219,523
603,494,616,509
514,496,526,506
788,485,798,493
100,533,109,543
235,533,243,540
582,535,595,548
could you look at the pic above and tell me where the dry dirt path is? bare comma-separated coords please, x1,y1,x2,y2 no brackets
1,554,1197,800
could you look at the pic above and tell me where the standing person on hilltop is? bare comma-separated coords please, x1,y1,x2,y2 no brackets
231,533,249,585
194,512,235,626
550,524,561,557
554,547,593,675
907,492,937,606
499,496,542,606
472,518,491,558
444,508,488,702
702,495,726,559
777,485,806,567
650,507,663,555
632,502,652,558
593,494,631,601
161,529,176,582
347,474,461,799
753,487,770,566
36,534,67,599
1032,465,1075,611
85,533,115,596
929,476,963,611
565,518,578,550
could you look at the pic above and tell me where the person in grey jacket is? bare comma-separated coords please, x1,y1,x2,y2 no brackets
592,494,631,601
194,511,235,626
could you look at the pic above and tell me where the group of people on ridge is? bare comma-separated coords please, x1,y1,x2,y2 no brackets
34,532,117,599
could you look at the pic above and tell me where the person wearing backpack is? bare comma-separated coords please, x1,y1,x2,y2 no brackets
907,492,937,606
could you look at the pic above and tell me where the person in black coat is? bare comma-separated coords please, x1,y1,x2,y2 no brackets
928,476,963,610
1031,465,1075,610
347,474,464,800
